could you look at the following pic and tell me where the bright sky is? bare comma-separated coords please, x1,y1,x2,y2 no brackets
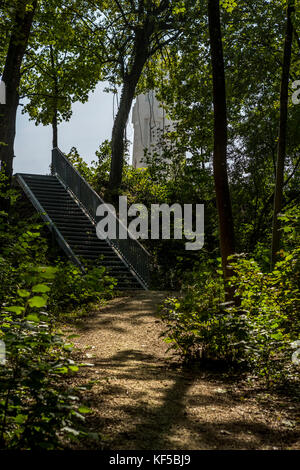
14,82,134,175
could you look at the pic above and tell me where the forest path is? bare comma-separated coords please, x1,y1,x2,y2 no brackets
70,291,299,450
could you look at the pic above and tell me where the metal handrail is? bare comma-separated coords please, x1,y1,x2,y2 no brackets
15,173,85,272
51,147,151,288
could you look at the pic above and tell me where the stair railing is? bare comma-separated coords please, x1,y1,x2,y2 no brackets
52,147,151,288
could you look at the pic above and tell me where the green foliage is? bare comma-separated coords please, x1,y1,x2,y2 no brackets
160,209,300,386
66,140,217,289
1,0,300,445
66,146,99,187
278,205,300,248
0,263,94,449
20,1,103,130
0,180,115,448
144,0,300,254
220,0,237,13
49,260,116,315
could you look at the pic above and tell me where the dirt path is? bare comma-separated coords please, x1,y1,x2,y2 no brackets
70,291,299,450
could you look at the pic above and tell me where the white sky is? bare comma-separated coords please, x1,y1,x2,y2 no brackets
14,82,134,175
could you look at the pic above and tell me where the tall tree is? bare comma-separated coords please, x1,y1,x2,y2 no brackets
0,0,37,207
56,0,186,193
21,1,102,150
208,0,235,282
99,0,184,192
271,0,295,268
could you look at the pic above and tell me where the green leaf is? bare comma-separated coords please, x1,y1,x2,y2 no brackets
17,289,30,298
26,314,40,322
14,414,27,424
36,266,57,279
28,296,47,308
67,334,80,339
271,333,283,340
55,366,69,374
5,306,24,314
78,406,91,414
32,284,50,293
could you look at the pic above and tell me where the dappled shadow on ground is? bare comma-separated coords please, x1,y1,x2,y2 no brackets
76,292,167,334
71,292,300,451
81,351,299,450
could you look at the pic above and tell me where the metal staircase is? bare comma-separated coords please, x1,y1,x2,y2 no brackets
15,148,150,290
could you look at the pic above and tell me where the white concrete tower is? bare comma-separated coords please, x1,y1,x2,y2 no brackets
131,91,173,168
0,81,6,105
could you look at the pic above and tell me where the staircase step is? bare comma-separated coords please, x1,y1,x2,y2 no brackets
37,197,77,203
57,224,96,231
17,173,144,290
39,198,78,205
47,209,86,217
62,231,99,238
55,223,92,229
63,235,108,244
27,185,67,192
71,247,114,254
107,267,132,273
62,236,99,241
73,249,119,257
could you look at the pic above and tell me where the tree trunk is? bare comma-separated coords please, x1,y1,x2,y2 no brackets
52,111,58,149
109,78,138,190
208,0,235,282
0,0,37,211
109,32,150,192
271,1,294,269
50,45,58,149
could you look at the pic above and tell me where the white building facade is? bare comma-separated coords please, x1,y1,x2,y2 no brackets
131,91,174,168
0,81,6,105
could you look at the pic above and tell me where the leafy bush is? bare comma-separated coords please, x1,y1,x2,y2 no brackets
49,260,116,315
0,178,117,316
0,221,48,305
0,177,115,448
0,264,94,449
160,209,300,386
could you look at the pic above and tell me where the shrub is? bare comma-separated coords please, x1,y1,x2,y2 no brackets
49,260,117,315
160,209,300,386
0,177,115,448
0,265,94,449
